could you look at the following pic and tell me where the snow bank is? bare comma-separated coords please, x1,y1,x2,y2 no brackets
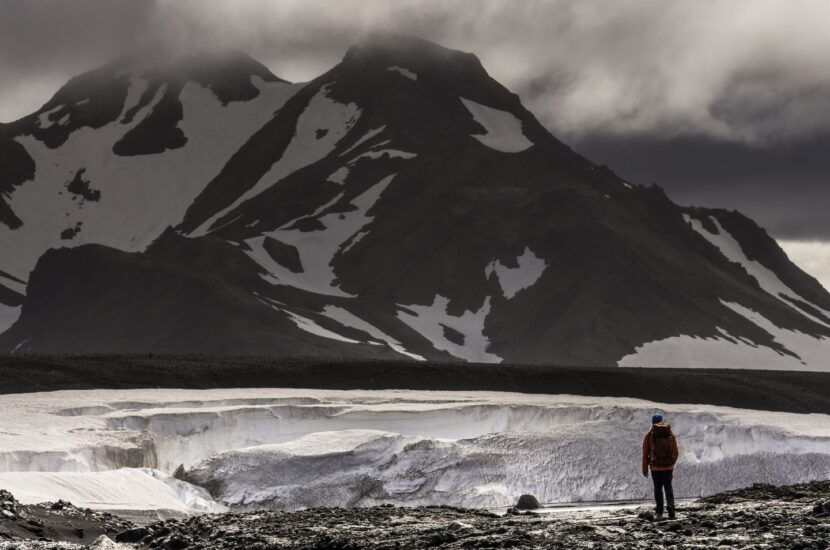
459,98,533,153
485,247,547,299
2,388,829,511
397,295,501,363
0,468,222,514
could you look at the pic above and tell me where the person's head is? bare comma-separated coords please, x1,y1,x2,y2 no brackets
651,414,663,425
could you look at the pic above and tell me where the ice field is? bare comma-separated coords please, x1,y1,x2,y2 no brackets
0,388,828,515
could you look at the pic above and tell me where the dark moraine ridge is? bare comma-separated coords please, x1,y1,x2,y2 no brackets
1,354,830,414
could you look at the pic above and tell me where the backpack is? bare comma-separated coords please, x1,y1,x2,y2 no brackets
650,423,674,467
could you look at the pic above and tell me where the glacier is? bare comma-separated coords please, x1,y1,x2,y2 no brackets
0,388,828,514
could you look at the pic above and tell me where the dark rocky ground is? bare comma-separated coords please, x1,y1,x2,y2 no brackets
0,489,131,547
3,354,830,414
2,482,829,549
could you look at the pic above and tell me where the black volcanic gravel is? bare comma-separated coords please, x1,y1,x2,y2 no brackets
3,479,830,549
125,483,830,549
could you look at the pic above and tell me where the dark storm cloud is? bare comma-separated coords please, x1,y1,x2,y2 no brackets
0,0,155,121
1,0,829,242
572,132,830,239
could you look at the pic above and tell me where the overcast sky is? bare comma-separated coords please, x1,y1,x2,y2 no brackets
1,0,829,287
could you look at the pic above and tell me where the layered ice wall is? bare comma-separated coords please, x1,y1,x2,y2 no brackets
0,389,828,513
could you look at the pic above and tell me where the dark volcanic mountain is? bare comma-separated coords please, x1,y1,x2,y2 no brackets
1,35,829,368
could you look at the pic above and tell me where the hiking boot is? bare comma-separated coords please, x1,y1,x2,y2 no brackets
668,507,676,520
655,511,664,521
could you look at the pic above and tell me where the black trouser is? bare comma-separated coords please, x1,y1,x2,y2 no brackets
651,469,675,514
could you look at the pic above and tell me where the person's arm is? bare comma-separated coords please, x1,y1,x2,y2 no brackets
671,435,679,465
642,433,649,476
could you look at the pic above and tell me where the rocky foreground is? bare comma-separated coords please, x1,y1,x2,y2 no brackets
2,482,829,549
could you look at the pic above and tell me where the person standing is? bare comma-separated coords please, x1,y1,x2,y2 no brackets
642,413,679,519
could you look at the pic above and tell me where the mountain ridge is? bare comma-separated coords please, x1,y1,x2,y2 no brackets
1,35,829,369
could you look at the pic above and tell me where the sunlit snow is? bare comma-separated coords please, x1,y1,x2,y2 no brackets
397,295,501,363
1,388,829,512
386,66,418,81
459,98,533,153
485,247,547,299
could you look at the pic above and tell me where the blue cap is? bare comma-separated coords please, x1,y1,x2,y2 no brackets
652,414,663,424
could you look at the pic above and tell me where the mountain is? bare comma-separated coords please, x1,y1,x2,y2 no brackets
1,35,829,368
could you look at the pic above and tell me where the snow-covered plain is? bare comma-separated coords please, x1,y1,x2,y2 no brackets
1,388,828,513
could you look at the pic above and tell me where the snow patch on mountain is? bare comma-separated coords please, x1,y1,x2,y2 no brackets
191,84,360,236
327,166,350,185
319,305,425,360
1,76,299,284
340,230,368,254
284,310,360,344
387,66,418,81
244,174,395,297
619,300,830,371
36,104,65,129
485,247,547,299
397,295,501,363
0,303,20,334
459,98,533,153
3,388,830,511
348,149,417,163
0,272,26,295
685,214,830,327
341,126,386,157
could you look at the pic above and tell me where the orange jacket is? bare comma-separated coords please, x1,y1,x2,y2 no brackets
642,428,679,475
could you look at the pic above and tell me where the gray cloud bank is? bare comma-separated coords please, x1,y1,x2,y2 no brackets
2,0,828,237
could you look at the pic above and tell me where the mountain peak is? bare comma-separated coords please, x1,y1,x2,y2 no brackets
113,47,284,83
342,33,486,78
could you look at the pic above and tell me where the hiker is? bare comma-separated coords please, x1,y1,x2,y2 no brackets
642,413,679,519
